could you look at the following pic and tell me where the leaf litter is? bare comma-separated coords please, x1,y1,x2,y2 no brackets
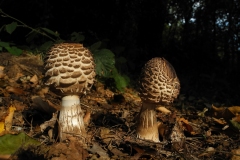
0,52,239,159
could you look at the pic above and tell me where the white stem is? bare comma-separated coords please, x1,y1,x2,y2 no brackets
59,95,86,141
136,102,159,142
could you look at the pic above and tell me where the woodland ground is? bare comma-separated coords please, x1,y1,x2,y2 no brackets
0,52,240,160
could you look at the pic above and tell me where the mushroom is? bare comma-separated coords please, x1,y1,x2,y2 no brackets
45,43,95,141
137,57,180,142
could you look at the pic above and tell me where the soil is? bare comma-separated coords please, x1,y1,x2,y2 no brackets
0,52,239,160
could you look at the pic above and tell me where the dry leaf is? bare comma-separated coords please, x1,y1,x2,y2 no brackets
0,122,5,135
156,106,171,114
83,110,91,125
0,66,6,78
198,147,215,157
30,74,38,86
212,117,227,125
37,87,49,97
158,122,168,139
40,112,58,132
32,96,58,113
211,105,235,121
12,100,26,111
231,148,240,160
88,143,110,159
131,146,145,160
232,115,240,123
5,86,25,95
228,106,240,115
198,108,208,117
5,105,16,132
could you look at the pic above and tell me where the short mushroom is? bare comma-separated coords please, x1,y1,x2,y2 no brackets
137,57,180,142
45,43,95,141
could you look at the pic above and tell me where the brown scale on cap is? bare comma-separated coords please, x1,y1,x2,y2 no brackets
45,43,96,95
139,57,180,105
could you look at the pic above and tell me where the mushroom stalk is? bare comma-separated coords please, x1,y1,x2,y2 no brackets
136,102,159,142
59,95,86,141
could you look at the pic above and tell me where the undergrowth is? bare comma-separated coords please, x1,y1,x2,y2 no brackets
0,9,129,91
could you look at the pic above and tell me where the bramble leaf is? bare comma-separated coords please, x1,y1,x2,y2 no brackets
5,46,22,56
71,32,85,42
0,41,10,48
5,22,17,34
93,49,115,77
90,41,102,52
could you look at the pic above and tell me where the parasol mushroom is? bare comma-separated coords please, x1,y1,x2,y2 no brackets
137,57,180,142
45,43,95,141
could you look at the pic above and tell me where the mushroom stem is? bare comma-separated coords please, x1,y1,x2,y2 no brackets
59,95,86,141
136,102,159,142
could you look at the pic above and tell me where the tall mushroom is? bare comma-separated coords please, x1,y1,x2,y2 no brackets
45,43,95,141
137,57,180,142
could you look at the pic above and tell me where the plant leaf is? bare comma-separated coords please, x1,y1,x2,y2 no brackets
41,28,59,37
0,41,10,48
5,22,17,34
71,32,85,42
116,56,127,64
26,30,39,43
39,41,54,52
0,132,40,155
112,69,129,91
93,49,115,77
5,46,22,56
90,41,102,52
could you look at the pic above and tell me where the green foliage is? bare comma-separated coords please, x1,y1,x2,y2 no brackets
112,68,130,91
5,22,17,34
70,32,85,42
0,9,129,91
90,41,129,91
0,41,22,56
0,132,40,155
91,42,115,77
0,9,61,55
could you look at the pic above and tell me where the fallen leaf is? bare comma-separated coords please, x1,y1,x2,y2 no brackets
156,106,171,114
212,117,227,125
88,143,110,159
198,147,215,157
0,132,40,155
32,96,58,113
5,86,25,95
40,112,58,132
5,105,16,132
0,122,5,135
83,110,91,125
158,122,168,139
231,148,240,160
12,100,26,111
230,120,240,130
198,108,208,117
29,74,38,87
232,115,240,123
37,87,49,97
131,146,145,160
211,105,235,121
0,66,6,78
228,106,240,115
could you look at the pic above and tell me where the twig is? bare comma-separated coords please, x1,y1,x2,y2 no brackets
0,9,57,41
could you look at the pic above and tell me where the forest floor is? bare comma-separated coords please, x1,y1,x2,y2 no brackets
0,52,240,160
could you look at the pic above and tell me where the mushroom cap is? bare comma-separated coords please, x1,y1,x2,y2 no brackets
45,43,96,96
139,57,180,105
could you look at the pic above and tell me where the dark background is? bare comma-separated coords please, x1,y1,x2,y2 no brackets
0,0,240,105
